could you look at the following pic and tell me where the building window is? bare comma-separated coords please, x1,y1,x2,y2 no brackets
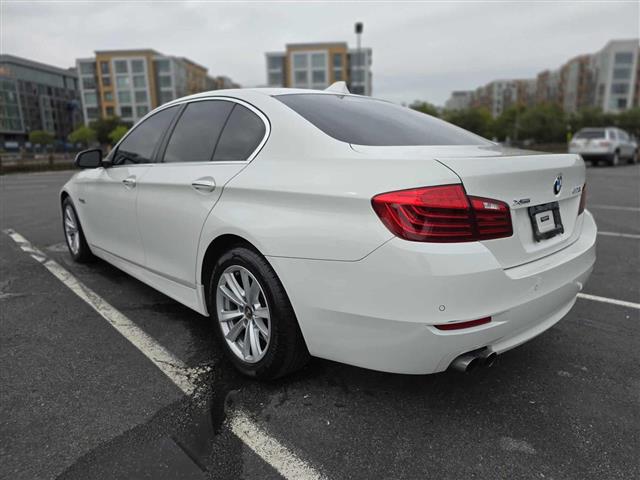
133,75,146,88
86,107,99,119
131,60,145,73
84,92,98,105
333,53,342,68
82,77,96,89
79,62,96,75
136,105,149,117
116,76,130,88
114,60,128,74
156,59,171,72
104,92,113,102
312,70,326,83
611,83,630,94
118,91,132,103
334,70,343,81
614,52,633,64
294,70,308,85
160,91,173,104
159,76,172,88
106,106,115,117
292,53,308,69
268,72,283,86
135,90,148,103
100,61,109,75
267,56,283,70
120,106,133,118
617,98,628,109
613,68,631,80
102,76,112,87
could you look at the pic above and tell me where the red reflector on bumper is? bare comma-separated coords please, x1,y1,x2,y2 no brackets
435,317,491,331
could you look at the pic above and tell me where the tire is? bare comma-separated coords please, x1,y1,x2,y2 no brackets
610,151,620,167
62,197,95,263
630,150,638,164
208,246,309,380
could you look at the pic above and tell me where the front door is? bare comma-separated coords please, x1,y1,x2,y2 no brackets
78,105,180,264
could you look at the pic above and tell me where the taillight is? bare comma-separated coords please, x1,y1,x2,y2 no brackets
578,183,586,215
371,184,513,243
435,317,491,331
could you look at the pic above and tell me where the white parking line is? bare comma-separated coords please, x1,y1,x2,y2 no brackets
4,229,198,395
597,231,640,240
230,410,326,480
578,293,640,310
590,205,640,212
4,229,325,480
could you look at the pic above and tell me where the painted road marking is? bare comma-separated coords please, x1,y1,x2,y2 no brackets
230,410,327,480
578,293,640,310
4,228,325,480
597,231,640,240
4,229,198,395
590,205,640,212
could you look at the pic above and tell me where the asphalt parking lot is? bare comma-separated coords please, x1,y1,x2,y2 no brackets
1,163,639,480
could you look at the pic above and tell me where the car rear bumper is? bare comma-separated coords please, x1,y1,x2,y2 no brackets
268,211,597,374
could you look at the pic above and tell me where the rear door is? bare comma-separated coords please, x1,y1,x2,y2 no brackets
136,98,269,287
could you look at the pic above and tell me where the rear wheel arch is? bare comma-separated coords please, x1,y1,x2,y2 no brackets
201,234,261,302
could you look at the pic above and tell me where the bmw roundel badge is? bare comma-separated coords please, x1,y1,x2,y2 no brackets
553,174,563,195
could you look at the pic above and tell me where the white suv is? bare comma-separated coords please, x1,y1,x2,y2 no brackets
569,127,638,166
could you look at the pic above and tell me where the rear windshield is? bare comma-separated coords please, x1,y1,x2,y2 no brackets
275,94,490,146
574,129,606,140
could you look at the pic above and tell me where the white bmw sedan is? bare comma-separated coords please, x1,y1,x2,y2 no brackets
61,86,596,379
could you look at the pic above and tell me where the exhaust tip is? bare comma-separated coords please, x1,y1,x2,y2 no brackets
450,347,497,373
483,351,497,368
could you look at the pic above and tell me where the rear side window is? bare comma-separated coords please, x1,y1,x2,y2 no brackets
574,129,605,140
276,94,490,146
113,106,178,165
164,100,234,163
213,104,266,161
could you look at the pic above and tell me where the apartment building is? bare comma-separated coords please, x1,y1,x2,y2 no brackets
265,42,372,95
445,38,639,116
76,49,227,125
590,39,639,112
444,90,473,111
0,54,82,147
471,79,535,117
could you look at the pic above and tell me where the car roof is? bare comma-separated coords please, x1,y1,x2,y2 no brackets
162,87,366,105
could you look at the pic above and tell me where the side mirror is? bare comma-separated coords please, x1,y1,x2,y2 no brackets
75,148,103,169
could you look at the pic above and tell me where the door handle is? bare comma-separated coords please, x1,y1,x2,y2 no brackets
122,176,136,189
191,177,216,193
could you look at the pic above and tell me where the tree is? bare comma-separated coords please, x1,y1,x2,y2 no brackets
518,103,565,143
68,125,97,147
493,105,526,142
28,130,54,147
410,101,440,117
89,116,128,145
615,108,640,138
108,125,129,145
443,108,494,139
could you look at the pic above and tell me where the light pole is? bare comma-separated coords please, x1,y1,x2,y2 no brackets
355,22,363,93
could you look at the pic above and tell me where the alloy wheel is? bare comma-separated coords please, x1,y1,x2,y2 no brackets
216,265,271,363
64,205,80,255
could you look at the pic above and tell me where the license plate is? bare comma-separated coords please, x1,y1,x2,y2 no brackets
528,202,564,241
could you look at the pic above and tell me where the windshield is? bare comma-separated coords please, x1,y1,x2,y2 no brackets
574,129,606,140
275,94,491,146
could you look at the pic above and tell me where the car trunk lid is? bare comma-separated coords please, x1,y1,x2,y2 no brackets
351,144,586,268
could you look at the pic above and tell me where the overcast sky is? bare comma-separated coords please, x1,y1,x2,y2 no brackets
2,1,639,105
